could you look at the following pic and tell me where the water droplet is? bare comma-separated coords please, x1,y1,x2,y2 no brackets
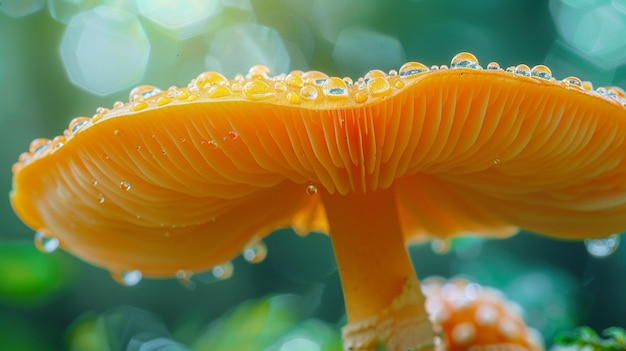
399,62,429,78
119,181,131,191
367,77,391,97
247,64,272,79
431,239,451,254
322,77,348,98
113,101,124,109
486,62,500,70
132,101,148,111
287,92,301,104
493,158,501,165
584,234,620,258
97,193,105,203
562,76,582,88
302,70,329,85
51,136,66,151
300,85,318,100
242,80,273,100
364,69,387,81
286,73,304,88
196,71,228,88
274,81,286,92
207,85,232,98
212,262,234,280
29,138,51,155
530,65,552,80
69,117,91,134
228,130,239,140
157,97,171,106
451,52,479,69
354,92,368,103
514,64,530,77
129,85,161,102
113,129,121,137
243,241,268,264
305,184,318,195
176,270,197,290
111,270,142,286
34,230,59,253
92,179,99,186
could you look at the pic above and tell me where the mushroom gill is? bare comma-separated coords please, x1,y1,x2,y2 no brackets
11,53,626,350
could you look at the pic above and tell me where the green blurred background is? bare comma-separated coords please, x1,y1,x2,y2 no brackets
1,0,626,350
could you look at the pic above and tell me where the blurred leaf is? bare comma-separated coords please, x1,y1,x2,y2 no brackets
192,294,303,351
0,242,74,306
266,319,342,351
555,326,626,351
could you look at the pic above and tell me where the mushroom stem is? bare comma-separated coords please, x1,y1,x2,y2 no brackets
320,187,435,351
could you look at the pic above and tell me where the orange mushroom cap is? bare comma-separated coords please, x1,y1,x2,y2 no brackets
10,52,626,349
422,277,544,351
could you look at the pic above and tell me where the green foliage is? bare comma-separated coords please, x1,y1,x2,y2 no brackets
192,294,341,351
555,326,626,351
0,242,74,306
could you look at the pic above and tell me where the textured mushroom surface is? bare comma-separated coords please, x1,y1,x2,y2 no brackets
11,53,626,277
423,277,544,351
11,52,626,351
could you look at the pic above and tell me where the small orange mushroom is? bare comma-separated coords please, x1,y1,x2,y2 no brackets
422,277,543,351
10,53,626,350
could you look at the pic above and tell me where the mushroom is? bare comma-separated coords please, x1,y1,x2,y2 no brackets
10,52,626,351
422,277,544,351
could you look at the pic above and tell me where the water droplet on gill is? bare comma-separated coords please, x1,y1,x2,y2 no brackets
92,179,99,186
322,77,348,98
97,193,105,203
34,230,59,253
514,64,530,77
398,62,429,79
111,270,142,286
431,239,451,254
492,158,501,165
584,234,620,258
228,130,239,140
129,85,161,102
243,241,268,264
305,184,318,195
450,52,479,69
242,80,273,100
530,65,552,80
113,129,121,136
486,62,500,70
212,262,234,280
119,181,131,191
176,270,197,290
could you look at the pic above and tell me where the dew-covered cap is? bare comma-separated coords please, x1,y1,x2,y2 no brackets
10,52,626,278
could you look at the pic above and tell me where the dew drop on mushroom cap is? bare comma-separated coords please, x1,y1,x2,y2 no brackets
11,52,626,350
